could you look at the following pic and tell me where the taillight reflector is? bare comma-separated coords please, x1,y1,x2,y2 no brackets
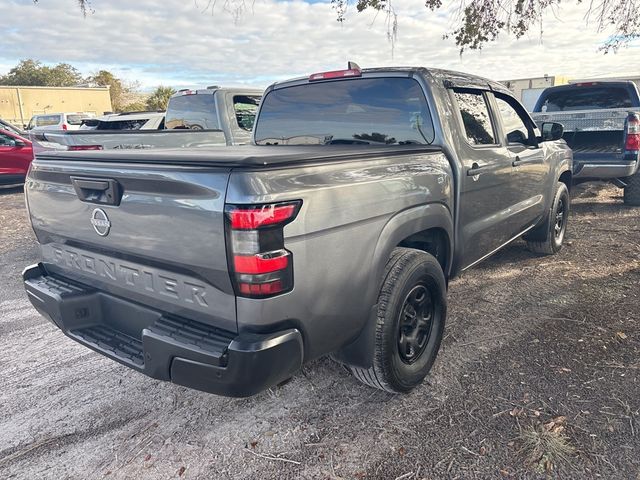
239,281,284,296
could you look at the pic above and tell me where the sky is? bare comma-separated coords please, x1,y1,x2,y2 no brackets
2,0,640,91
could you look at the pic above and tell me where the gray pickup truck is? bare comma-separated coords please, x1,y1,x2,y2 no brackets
531,81,640,205
23,66,572,397
31,87,262,151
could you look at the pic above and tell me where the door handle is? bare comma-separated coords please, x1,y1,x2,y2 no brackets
71,176,122,206
466,162,485,176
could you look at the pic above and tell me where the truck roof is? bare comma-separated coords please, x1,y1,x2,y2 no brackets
540,80,638,92
269,66,512,97
171,87,263,98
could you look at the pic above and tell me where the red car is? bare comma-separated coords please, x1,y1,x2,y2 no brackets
0,128,33,186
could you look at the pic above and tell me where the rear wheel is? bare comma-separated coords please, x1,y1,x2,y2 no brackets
623,172,640,206
350,248,446,393
526,182,570,255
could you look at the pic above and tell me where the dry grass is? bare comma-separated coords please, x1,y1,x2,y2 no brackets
517,418,576,473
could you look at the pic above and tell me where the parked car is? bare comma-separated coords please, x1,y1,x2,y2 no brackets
26,112,94,132
0,129,33,185
23,65,572,397
80,111,165,131
31,88,262,150
531,81,640,205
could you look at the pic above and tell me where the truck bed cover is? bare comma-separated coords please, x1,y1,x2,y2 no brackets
36,144,443,168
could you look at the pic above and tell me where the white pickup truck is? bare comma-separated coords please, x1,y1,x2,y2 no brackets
31,87,262,151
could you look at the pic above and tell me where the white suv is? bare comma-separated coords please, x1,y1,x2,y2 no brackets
26,113,94,131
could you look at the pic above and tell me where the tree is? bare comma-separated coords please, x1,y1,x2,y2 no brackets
86,70,140,112
0,59,83,86
333,0,640,52
120,101,148,113
146,86,177,111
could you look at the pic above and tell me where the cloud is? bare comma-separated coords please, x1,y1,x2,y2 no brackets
2,0,639,90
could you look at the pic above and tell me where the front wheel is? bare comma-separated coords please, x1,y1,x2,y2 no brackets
350,248,446,393
526,182,570,255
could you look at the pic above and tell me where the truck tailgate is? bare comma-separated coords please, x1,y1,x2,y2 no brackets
26,157,237,333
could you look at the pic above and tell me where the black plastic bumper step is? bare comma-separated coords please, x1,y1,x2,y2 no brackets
72,325,144,367
148,316,236,354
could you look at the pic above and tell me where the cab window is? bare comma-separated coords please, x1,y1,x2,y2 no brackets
454,91,496,146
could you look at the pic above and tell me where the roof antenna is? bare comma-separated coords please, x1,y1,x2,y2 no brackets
348,61,361,70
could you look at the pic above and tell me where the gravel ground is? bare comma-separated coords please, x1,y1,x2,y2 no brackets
0,183,639,479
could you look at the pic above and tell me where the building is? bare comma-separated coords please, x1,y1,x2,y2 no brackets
0,85,113,128
500,75,570,111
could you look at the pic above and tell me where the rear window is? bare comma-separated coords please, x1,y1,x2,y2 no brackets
35,115,61,127
537,86,634,112
165,94,219,129
254,77,435,145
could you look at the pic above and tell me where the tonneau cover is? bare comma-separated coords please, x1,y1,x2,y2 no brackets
36,144,442,168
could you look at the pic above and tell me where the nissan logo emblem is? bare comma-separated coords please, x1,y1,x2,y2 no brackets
90,208,111,236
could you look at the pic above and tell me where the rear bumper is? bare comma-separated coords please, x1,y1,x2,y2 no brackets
23,263,303,397
573,158,638,180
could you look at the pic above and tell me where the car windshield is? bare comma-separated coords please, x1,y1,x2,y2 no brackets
254,77,435,145
538,86,634,112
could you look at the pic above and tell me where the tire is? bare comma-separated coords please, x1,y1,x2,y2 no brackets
350,248,447,393
623,171,640,206
526,182,570,255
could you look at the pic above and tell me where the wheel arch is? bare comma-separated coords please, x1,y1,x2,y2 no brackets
332,202,453,369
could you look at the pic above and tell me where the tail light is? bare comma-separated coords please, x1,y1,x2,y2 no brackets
625,113,640,152
225,201,301,298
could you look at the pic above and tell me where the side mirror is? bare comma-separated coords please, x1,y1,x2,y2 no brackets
541,122,564,141
14,140,26,147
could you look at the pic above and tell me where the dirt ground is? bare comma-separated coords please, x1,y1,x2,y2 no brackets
0,183,639,480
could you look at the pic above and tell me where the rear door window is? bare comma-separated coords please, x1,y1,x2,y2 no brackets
66,114,88,125
255,77,434,145
539,86,633,112
454,91,497,145
165,94,219,129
